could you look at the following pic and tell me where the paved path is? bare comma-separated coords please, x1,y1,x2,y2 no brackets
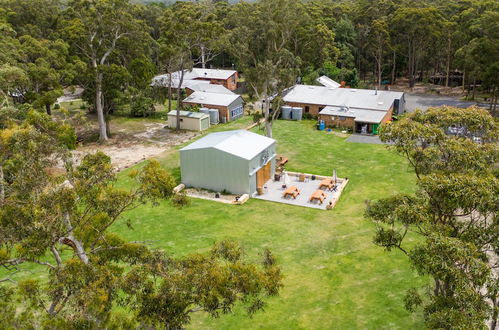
346,135,384,144
404,94,487,112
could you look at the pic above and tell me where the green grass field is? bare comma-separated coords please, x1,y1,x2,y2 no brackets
113,119,427,329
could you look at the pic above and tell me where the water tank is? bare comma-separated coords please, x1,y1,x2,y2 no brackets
281,106,292,120
200,107,210,115
291,107,303,121
208,109,219,125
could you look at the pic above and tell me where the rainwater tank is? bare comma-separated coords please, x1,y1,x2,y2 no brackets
208,109,219,125
281,106,292,120
291,107,303,121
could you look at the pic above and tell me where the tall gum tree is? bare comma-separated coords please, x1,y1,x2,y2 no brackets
366,106,499,329
0,107,282,327
63,0,148,142
228,0,304,138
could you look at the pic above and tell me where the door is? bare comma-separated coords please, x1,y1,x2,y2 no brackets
256,162,271,189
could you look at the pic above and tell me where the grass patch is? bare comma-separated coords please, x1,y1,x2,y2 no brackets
113,119,426,329
1,118,425,328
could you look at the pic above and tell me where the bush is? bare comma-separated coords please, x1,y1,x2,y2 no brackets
53,103,60,110
130,94,155,117
172,192,190,209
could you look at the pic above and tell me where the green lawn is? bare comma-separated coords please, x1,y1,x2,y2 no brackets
113,119,427,329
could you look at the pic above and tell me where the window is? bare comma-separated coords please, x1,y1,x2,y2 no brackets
230,105,244,118
305,106,310,113
339,116,346,121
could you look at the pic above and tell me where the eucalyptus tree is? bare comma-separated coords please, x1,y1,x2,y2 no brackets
366,106,499,329
158,1,224,132
63,0,150,142
0,107,282,327
227,0,302,138
390,7,445,88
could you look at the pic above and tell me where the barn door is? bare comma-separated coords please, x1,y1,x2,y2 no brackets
257,162,271,189
256,166,265,189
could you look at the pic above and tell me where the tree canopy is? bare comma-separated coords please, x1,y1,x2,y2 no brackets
366,106,498,329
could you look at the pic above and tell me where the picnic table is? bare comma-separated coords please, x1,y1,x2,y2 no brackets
283,186,300,199
319,178,335,190
277,156,288,167
310,189,327,204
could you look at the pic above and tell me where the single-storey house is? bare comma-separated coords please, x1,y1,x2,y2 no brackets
167,110,210,131
185,83,235,96
282,84,405,134
151,68,238,91
183,91,244,123
180,130,276,195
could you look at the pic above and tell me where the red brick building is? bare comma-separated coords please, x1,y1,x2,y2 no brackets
282,84,405,134
152,68,238,91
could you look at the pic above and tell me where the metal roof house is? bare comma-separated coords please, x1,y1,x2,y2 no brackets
180,130,276,195
283,84,405,134
183,92,244,123
185,83,235,95
151,68,238,91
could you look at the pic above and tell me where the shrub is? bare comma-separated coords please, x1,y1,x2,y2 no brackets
53,103,60,110
172,192,190,209
130,94,155,117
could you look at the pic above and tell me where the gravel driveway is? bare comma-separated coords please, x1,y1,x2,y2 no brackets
404,94,487,112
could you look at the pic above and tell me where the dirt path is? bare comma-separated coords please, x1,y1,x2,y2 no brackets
73,123,199,171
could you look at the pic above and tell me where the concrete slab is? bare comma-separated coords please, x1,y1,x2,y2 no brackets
253,173,347,210
346,134,384,144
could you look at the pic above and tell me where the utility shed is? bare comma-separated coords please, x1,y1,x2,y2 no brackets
167,110,210,131
180,130,276,195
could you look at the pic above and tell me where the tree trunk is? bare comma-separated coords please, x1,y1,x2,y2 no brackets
0,165,4,207
45,103,52,116
462,69,466,93
472,77,477,101
377,52,382,89
95,70,108,142
491,87,497,117
105,115,111,138
391,49,396,85
201,45,206,69
176,62,185,133
168,74,172,113
445,36,451,88
263,95,272,138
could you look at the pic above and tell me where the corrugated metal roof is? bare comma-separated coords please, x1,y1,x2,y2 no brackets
186,83,235,95
180,130,275,160
191,68,237,80
183,91,242,107
283,85,403,111
151,68,237,87
151,74,210,88
167,110,209,119
316,76,341,88
319,106,387,123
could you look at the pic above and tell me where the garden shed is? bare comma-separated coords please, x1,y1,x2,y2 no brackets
167,110,210,131
180,130,276,195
